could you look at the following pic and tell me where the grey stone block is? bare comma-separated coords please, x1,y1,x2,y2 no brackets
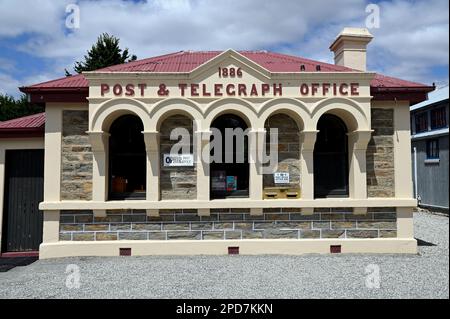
321,230,346,238
110,223,132,231
357,221,397,229
202,231,224,240
163,223,190,231
167,231,201,240
72,233,94,241
225,231,242,240
299,230,321,238
263,229,298,239
346,230,379,238
312,221,331,229
118,232,148,240
242,230,264,239
132,223,162,231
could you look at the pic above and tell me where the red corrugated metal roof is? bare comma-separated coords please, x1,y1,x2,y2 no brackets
20,50,430,91
0,112,45,129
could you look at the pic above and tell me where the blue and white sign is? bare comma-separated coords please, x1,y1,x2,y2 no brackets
163,154,194,167
274,172,290,184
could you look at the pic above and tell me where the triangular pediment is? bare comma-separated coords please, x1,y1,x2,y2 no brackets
188,49,272,82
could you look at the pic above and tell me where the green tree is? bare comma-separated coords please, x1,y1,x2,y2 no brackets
66,33,137,76
0,94,44,121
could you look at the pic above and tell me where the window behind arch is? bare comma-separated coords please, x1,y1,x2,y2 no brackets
108,115,146,200
314,114,349,198
210,114,249,199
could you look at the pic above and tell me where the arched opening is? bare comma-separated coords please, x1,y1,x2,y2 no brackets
314,114,349,198
108,114,146,200
210,114,249,199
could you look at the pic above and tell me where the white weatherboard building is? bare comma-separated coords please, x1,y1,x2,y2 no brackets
411,86,449,212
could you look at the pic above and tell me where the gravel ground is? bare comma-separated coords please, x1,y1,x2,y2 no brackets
0,211,448,299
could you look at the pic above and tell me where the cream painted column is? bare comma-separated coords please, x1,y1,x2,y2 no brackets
394,103,414,198
397,207,415,239
44,105,62,202
143,131,160,217
248,129,265,216
347,130,373,214
195,130,211,216
42,210,60,243
43,106,63,242
87,131,110,218
0,149,5,248
299,130,318,215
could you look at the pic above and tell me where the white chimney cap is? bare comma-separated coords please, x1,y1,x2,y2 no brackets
330,27,373,50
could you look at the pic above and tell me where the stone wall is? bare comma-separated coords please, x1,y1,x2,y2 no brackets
159,115,196,200
367,108,395,197
263,114,300,190
61,110,93,200
59,207,397,241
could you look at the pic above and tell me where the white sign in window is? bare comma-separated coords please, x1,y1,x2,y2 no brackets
274,172,290,184
163,154,194,167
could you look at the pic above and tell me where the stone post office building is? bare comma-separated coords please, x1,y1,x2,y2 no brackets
0,28,434,259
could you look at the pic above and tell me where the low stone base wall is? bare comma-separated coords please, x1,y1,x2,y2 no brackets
59,208,397,241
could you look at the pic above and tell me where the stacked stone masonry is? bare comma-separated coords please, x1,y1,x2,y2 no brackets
59,208,397,241
366,108,395,197
263,114,301,189
159,115,196,200
61,110,93,200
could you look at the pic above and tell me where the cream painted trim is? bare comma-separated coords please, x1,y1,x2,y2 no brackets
84,71,375,81
39,198,417,210
195,131,209,202
42,210,60,243
0,138,44,250
299,131,318,201
397,207,414,238
393,102,414,198
44,104,62,202
39,238,417,259
347,130,373,199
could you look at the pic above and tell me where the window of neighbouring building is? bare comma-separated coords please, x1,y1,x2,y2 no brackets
415,112,428,133
426,139,439,159
430,107,447,130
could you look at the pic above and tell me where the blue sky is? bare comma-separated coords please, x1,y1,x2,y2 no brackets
0,0,448,97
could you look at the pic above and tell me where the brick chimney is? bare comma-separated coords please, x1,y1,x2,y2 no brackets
329,27,373,71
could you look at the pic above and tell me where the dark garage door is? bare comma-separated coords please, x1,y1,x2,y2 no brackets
2,149,44,252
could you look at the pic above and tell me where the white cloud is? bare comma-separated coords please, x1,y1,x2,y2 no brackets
367,0,449,85
0,57,16,72
10,0,368,59
0,0,70,37
0,72,21,96
0,0,448,95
